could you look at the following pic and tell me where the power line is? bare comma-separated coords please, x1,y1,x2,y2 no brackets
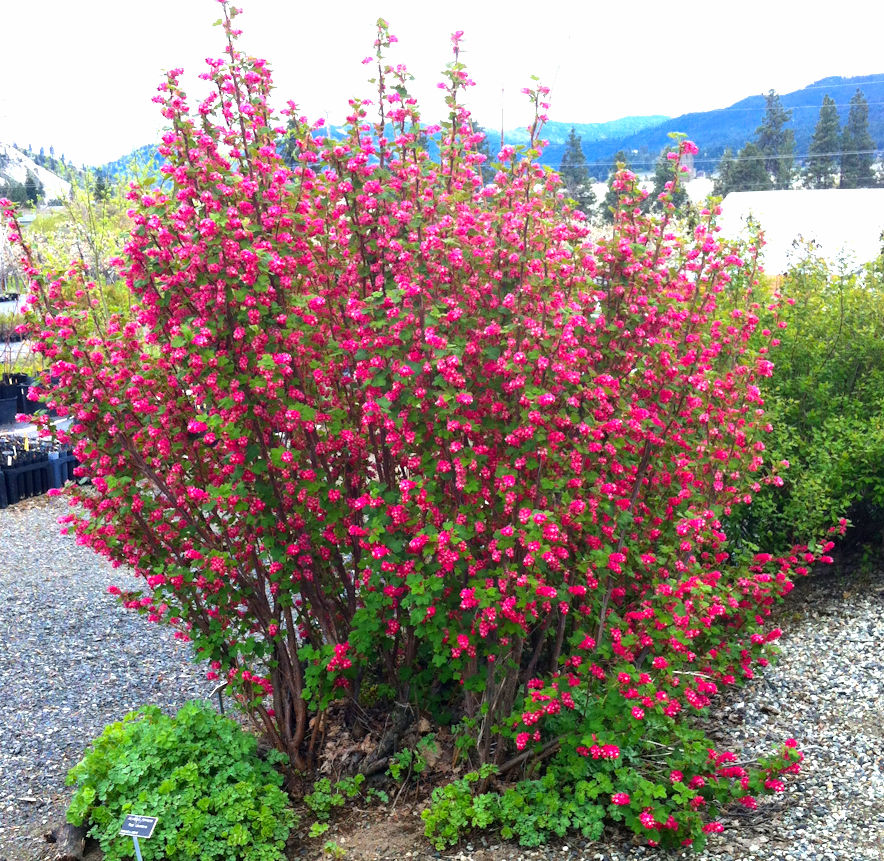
690,100,884,114
543,80,884,121
532,148,882,173
742,78,884,96
710,184,881,192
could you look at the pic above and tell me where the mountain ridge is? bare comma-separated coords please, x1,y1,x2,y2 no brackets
4,73,883,188
562,73,884,175
91,73,884,179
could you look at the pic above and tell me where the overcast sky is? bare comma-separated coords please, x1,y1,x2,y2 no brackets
1,0,882,166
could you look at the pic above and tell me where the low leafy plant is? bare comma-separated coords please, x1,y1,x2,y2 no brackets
304,774,365,835
387,734,437,781
66,701,296,861
322,840,347,859
421,766,494,850
423,734,802,851
364,787,390,805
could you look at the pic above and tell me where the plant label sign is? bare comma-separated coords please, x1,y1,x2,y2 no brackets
119,814,158,839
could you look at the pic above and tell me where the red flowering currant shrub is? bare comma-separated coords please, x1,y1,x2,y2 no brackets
3,5,834,849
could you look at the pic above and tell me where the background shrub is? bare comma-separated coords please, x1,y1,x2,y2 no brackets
730,244,884,552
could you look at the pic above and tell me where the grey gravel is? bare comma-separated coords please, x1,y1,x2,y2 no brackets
2,494,884,861
0,494,209,860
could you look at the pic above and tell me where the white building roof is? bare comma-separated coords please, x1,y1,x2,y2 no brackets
718,189,884,274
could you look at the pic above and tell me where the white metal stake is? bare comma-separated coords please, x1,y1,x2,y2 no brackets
132,835,143,861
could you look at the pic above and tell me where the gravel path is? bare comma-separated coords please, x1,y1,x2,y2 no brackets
0,495,209,861
2,495,883,861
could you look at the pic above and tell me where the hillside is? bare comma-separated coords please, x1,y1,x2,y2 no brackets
570,73,884,175
8,73,883,188
0,143,71,204
95,115,670,180
100,143,168,180
505,116,670,144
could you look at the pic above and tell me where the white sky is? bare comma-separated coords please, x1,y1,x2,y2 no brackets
1,0,882,166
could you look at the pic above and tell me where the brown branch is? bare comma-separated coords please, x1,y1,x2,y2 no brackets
497,738,561,779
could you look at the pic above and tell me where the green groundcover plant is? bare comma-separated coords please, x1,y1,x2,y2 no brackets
66,701,296,861
2,3,840,850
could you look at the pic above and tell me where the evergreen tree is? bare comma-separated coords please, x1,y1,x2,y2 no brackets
24,172,41,206
713,147,736,196
93,170,110,202
602,150,632,223
840,89,876,189
0,179,27,205
805,95,840,189
558,127,595,215
717,143,772,194
415,127,431,152
279,115,307,168
475,132,496,185
754,90,794,189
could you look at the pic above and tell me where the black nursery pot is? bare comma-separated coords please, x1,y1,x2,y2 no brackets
0,397,18,425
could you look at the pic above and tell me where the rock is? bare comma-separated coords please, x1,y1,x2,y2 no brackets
44,822,87,861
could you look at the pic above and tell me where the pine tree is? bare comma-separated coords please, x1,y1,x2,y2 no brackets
840,89,876,189
24,172,41,206
723,143,773,194
93,170,110,202
0,179,26,205
713,148,736,197
279,115,307,168
805,95,840,189
475,132,496,185
754,90,794,189
558,127,595,215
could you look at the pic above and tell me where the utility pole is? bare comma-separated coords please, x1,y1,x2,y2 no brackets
500,87,505,151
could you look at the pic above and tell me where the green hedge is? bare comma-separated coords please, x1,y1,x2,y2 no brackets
731,246,884,552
